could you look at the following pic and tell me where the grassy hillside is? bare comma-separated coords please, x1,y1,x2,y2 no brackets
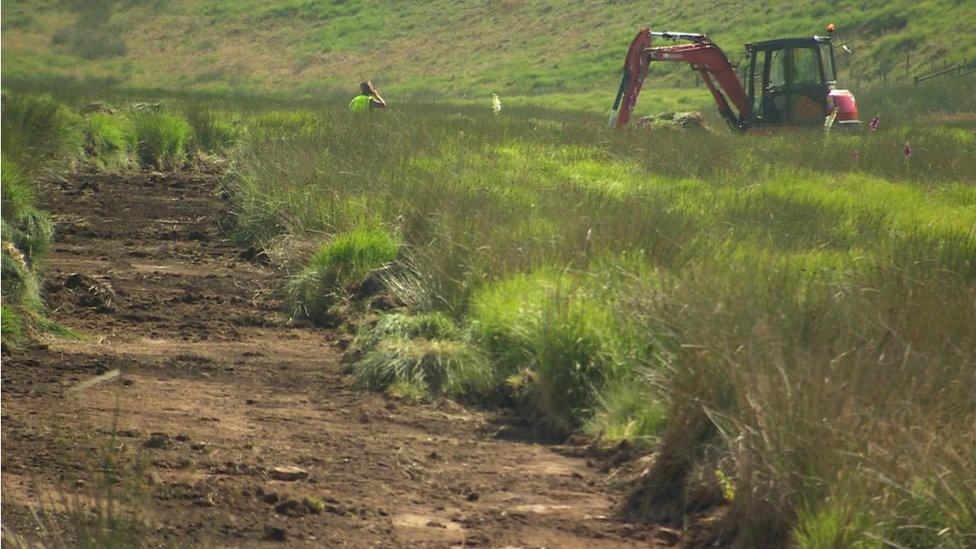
3,0,975,102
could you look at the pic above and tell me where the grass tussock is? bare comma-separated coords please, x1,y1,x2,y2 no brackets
469,269,638,431
0,94,74,347
355,337,492,400
83,112,137,170
130,109,193,170
1,305,27,350
1,93,83,177
185,106,240,153
286,226,399,323
352,312,492,400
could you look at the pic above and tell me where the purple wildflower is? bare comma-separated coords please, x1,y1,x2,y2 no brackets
868,115,880,132
903,143,912,158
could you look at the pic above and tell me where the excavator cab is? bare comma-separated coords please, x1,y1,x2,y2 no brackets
745,37,837,126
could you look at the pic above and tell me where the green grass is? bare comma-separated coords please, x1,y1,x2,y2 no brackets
355,336,493,399
220,94,974,546
585,377,668,448
130,109,193,169
83,112,137,170
4,10,976,541
1,305,27,349
286,226,400,322
1,92,83,177
352,312,493,399
184,105,240,153
469,268,641,431
353,312,460,351
0,95,72,348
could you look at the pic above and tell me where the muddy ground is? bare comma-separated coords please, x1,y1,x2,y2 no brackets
1,172,680,547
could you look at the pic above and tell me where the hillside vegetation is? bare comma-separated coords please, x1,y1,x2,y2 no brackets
3,0,975,101
218,91,972,545
3,1,975,546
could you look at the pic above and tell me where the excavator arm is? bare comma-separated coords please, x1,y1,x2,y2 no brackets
609,29,751,130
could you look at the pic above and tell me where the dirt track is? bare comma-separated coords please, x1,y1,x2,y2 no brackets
1,172,675,547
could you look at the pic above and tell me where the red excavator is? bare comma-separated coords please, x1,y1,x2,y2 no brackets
609,27,859,131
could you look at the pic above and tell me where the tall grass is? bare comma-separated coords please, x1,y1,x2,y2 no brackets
351,312,495,401
1,93,83,177
83,112,137,170
130,109,193,170
0,93,83,347
285,226,400,323
184,105,240,153
226,98,975,545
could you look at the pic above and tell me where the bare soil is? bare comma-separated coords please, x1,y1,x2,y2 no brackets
2,172,678,547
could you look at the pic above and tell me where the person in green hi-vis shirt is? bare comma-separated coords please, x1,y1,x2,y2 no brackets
349,81,387,113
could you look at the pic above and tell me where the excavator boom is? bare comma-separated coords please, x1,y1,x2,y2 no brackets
609,29,751,130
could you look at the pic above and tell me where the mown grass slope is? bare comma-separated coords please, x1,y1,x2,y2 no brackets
3,0,975,101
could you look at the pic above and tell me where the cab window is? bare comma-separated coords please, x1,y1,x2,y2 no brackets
792,47,820,86
819,43,835,82
769,49,787,88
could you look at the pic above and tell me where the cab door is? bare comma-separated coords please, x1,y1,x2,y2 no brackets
759,45,828,125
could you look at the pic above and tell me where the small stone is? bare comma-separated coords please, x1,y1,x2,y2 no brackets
268,466,308,481
263,526,287,542
74,479,86,488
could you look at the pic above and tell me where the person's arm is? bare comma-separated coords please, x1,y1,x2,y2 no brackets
369,88,388,109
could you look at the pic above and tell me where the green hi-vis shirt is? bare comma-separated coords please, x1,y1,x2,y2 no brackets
349,94,372,113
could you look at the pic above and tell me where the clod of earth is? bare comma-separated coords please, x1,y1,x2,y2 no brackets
239,246,272,265
64,272,118,311
143,432,170,449
636,111,706,131
263,526,287,542
274,499,307,517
